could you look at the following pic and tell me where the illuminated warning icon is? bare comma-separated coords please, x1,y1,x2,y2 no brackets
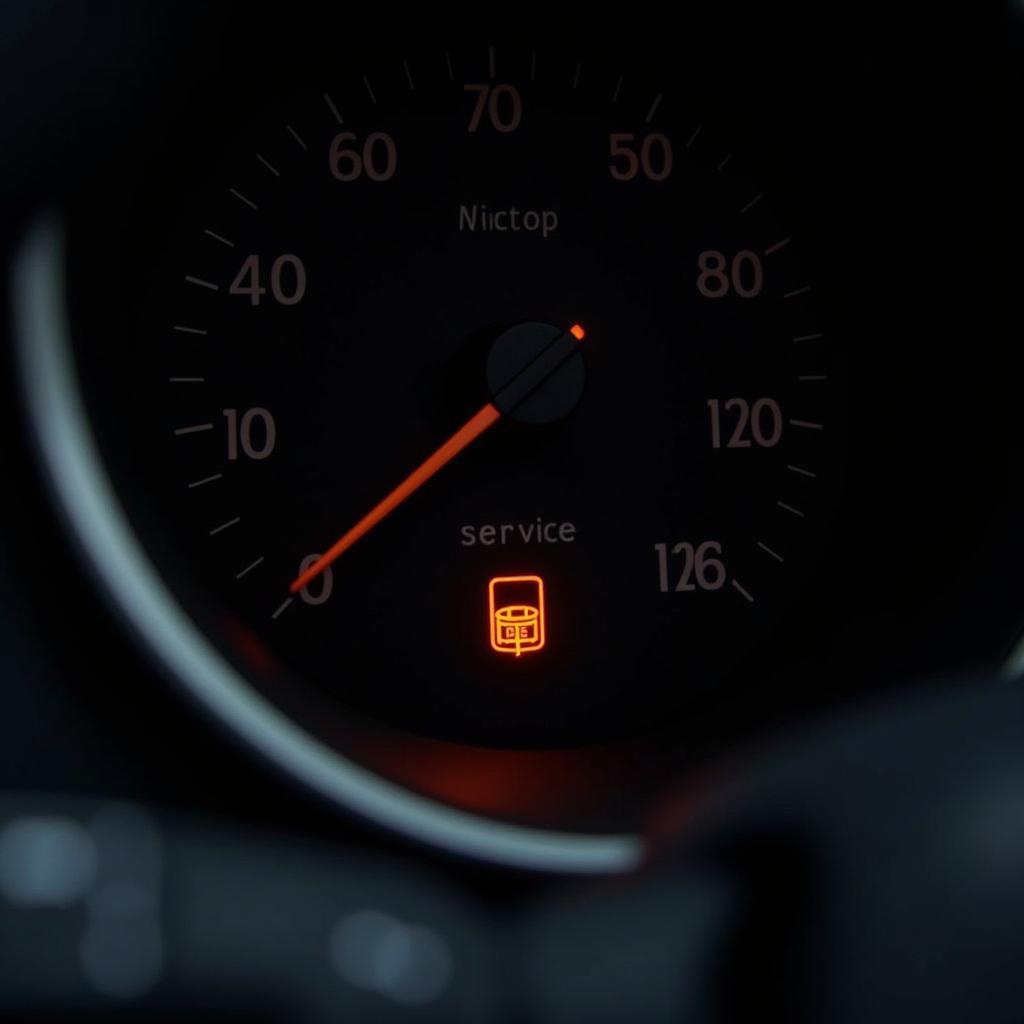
488,575,546,657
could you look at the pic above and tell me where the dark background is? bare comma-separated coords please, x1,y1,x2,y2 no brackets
0,4,1019,887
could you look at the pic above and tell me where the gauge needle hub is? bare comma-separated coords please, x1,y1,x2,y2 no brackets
289,322,585,594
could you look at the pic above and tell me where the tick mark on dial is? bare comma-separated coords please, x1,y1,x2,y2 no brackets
777,501,806,519
229,188,258,211
188,473,223,490
209,517,241,536
236,557,265,580
757,542,785,563
740,192,765,214
323,93,343,124
256,153,281,177
203,229,235,248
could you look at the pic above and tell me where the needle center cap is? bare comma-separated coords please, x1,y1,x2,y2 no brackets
485,321,587,425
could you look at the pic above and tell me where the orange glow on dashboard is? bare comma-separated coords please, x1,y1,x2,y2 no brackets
569,323,586,341
489,575,546,657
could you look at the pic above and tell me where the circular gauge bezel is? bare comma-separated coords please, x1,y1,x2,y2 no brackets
10,45,837,871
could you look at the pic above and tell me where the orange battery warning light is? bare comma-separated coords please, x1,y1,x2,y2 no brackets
488,575,546,657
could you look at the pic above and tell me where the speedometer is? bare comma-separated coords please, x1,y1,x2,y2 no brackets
17,43,839,868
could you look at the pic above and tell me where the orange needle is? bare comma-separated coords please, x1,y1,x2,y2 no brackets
289,402,501,594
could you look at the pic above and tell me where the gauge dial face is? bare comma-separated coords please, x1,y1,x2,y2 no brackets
66,46,835,772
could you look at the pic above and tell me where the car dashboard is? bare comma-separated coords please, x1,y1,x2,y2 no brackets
0,6,1020,1022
